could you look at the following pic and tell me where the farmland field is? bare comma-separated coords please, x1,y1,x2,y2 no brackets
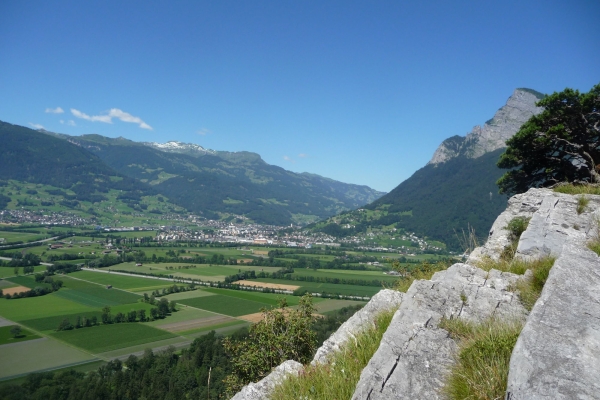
100,262,281,281
291,268,398,283
202,288,305,306
56,276,141,306
248,278,383,297
69,270,175,292
0,337,97,380
0,266,46,278
0,325,40,345
52,323,176,353
178,295,271,317
0,294,95,321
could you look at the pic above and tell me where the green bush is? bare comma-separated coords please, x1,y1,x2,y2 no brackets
223,294,317,396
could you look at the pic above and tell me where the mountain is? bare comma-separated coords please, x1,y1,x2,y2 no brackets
0,121,153,203
309,88,544,250
3,122,383,225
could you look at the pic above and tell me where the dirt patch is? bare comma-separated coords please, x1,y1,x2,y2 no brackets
253,250,269,256
234,280,300,291
238,259,254,264
2,286,30,295
158,316,237,332
238,312,265,323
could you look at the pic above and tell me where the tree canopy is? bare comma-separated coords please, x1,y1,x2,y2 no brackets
497,84,600,194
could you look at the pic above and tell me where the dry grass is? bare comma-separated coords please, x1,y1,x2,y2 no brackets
270,309,395,400
393,261,450,293
440,317,523,400
553,183,600,195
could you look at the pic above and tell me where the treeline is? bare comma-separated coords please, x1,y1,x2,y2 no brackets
0,303,364,400
2,276,63,299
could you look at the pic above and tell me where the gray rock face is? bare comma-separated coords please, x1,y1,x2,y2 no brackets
428,89,544,165
516,192,600,261
231,360,303,400
467,188,548,263
506,244,600,399
312,289,403,365
351,263,526,399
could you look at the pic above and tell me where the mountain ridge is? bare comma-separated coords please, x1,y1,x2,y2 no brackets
1,121,384,226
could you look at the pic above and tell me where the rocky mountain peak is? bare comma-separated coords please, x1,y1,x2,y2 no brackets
428,88,544,165
142,140,216,156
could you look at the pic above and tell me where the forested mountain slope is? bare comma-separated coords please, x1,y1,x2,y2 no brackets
0,121,383,225
0,121,152,204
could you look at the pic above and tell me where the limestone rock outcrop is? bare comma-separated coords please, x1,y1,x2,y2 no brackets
351,263,526,399
312,289,403,365
230,360,303,400
428,88,544,165
506,244,600,399
231,187,600,400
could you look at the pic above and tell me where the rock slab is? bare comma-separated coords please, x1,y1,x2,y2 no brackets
506,244,600,399
312,289,403,365
231,360,303,400
352,263,526,399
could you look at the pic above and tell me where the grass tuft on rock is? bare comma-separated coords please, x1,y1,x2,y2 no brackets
440,317,523,400
476,256,555,311
392,261,449,293
553,183,600,195
270,309,395,400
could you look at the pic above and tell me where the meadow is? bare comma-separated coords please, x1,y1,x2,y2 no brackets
51,323,177,353
0,325,40,345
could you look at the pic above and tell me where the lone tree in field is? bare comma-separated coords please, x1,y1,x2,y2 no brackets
10,326,22,338
497,83,600,194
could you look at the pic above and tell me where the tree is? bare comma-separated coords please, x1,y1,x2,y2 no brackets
223,294,317,395
497,84,600,194
10,326,22,338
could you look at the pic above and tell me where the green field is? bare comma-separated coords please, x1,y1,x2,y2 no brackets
163,289,215,301
101,262,281,282
69,270,175,291
178,295,271,316
0,231,46,243
249,278,383,297
5,275,51,289
52,323,176,353
0,337,97,380
290,268,398,283
0,294,95,321
0,266,51,279
56,276,141,306
0,325,41,345
202,288,304,306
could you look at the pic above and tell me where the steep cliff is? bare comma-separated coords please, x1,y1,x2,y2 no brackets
428,88,544,165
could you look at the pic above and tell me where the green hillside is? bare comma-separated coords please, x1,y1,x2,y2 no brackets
310,149,509,250
56,133,384,225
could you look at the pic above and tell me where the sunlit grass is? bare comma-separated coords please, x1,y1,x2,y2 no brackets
441,317,523,400
270,309,395,400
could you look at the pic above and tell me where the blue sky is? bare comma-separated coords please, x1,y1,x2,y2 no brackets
1,1,598,192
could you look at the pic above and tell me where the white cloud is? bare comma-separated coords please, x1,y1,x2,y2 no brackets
197,128,211,136
60,119,76,126
29,123,44,130
71,108,112,123
70,108,152,130
298,153,308,158
45,107,64,114
283,155,295,163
